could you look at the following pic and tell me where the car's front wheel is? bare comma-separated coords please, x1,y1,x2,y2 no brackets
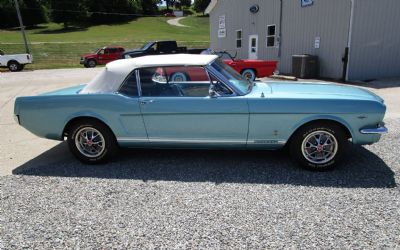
67,120,117,164
87,59,97,68
289,122,348,171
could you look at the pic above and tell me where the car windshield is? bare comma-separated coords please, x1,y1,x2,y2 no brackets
210,59,252,94
141,42,155,50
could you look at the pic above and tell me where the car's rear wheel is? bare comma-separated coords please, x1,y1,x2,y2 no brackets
67,120,117,164
241,69,256,81
87,59,97,68
289,122,348,171
8,61,21,72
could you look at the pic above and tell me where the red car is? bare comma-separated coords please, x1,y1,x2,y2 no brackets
202,50,278,81
164,13,176,17
80,46,125,68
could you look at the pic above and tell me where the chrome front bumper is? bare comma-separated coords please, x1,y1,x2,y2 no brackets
360,124,388,134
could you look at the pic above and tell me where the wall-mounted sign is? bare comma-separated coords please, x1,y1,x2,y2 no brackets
218,15,225,29
218,29,226,38
301,0,313,7
250,4,260,13
314,36,320,49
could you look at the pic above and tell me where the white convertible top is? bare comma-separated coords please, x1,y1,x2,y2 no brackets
80,54,218,94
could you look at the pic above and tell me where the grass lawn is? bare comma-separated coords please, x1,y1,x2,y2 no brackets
0,16,210,70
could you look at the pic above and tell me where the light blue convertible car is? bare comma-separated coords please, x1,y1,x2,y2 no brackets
14,54,387,170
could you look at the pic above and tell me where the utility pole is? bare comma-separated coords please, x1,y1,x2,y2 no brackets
14,0,30,54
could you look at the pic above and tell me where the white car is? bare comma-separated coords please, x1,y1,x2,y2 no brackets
0,49,32,72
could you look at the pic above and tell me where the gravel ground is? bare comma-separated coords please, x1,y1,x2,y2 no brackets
1,119,399,249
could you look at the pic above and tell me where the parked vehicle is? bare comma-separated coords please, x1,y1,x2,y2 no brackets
0,49,32,72
80,46,125,68
202,49,278,81
14,54,387,170
122,41,205,59
164,12,176,17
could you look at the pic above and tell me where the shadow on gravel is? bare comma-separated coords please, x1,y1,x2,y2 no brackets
13,142,396,189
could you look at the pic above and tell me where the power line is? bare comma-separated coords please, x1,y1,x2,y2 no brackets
2,7,165,17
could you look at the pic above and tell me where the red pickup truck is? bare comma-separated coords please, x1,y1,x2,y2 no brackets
80,46,125,68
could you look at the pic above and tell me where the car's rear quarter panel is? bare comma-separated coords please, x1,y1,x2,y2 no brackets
15,94,147,141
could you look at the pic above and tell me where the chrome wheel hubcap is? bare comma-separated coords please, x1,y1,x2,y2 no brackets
75,127,105,158
244,72,253,80
301,130,338,164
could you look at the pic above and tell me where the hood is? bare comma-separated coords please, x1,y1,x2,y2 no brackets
125,48,144,54
250,81,384,103
82,53,96,58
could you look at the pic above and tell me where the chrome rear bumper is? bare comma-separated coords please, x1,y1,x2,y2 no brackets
360,125,388,134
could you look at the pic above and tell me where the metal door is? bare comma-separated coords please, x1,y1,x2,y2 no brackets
248,35,258,59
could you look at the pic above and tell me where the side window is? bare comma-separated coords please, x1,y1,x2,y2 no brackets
236,30,242,48
209,74,233,96
140,67,168,96
109,48,117,53
119,71,139,97
139,66,211,97
167,66,210,97
267,25,276,47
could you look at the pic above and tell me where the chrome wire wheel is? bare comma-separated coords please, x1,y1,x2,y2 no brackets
301,130,338,165
75,127,105,158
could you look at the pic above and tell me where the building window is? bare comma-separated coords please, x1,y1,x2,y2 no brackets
236,30,242,48
267,25,276,47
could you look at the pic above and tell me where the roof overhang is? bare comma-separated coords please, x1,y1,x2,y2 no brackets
205,0,218,14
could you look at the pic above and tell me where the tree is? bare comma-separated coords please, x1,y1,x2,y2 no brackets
50,0,88,28
138,0,159,15
180,0,191,8
164,0,175,11
21,0,48,26
193,0,210,15
88,0,139,24
0,0,47,28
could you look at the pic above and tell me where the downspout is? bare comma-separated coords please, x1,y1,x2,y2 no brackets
345,0,355,81
278,0,283,58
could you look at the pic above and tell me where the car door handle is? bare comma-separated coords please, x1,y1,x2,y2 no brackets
140,99,154,105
